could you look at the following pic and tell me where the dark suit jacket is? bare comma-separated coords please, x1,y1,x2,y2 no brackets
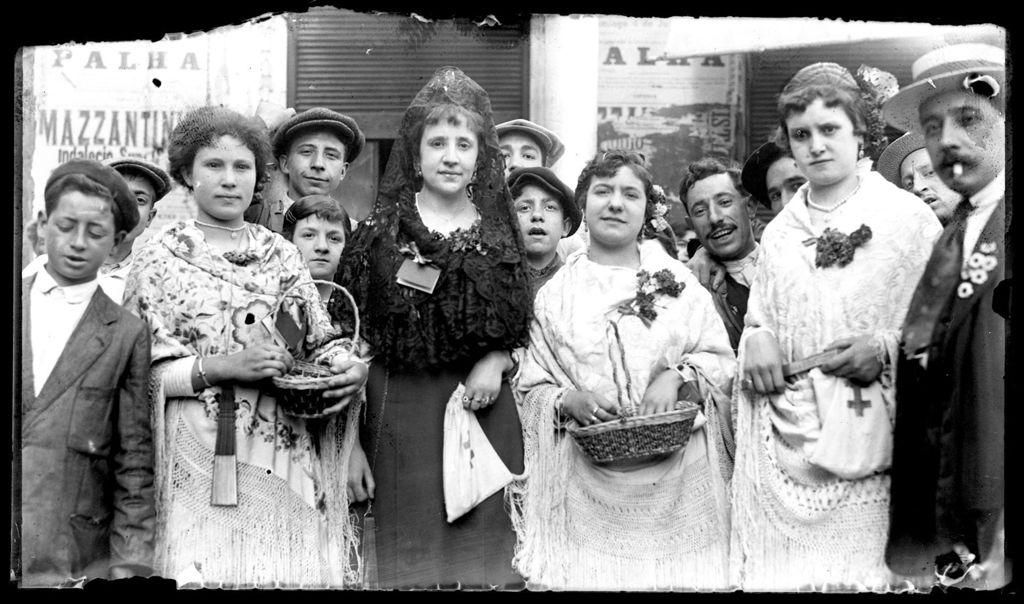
887,198,1008,575
18,275,156,586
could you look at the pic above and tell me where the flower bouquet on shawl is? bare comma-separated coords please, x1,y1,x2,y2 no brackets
568,269,703,465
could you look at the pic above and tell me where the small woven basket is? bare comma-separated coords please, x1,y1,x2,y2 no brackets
568,401,700,464
271,279,361,419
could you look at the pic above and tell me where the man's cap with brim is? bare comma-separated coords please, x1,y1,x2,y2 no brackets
106,157,173,202
883,43,1005,133
273,107,365,163
496,119,565,167
507,166,581,237
741,141,787,208
876,132,926,187
46,158,140,233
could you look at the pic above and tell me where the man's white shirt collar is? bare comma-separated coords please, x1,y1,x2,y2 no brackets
33,266,99,305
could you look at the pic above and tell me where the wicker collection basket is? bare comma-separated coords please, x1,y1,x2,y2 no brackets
270,280,361,419
568,401,700,464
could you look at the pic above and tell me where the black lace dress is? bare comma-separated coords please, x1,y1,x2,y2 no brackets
331,67,531,589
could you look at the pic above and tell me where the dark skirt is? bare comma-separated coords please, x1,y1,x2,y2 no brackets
360,362,525,590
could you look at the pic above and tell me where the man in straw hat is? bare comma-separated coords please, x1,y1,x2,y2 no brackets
246,107,365,233
883,42,1009,589
876,132,961,226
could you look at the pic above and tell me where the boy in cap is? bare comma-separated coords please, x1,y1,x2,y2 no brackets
17,158,155,586
883,42,1009,589
876,132,961,226
21,158,172,305
508,166,581,296
496,118,565,177
679,157,759,352
246,107,365,233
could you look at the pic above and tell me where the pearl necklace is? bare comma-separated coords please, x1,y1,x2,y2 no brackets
806,180,861,225
195,219,247,239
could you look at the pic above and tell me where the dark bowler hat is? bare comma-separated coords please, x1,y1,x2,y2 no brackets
106,157,173,202
496,119,566,166
272,107,365,163
507,166,581,236
741,141,788,209
876,132,926,188
45,158,140,233
884,43,1005,133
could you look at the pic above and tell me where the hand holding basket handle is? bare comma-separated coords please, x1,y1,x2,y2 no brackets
271,279,369,419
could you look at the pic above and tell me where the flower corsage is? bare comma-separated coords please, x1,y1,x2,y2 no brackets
616,268,686,327
803,224,873,268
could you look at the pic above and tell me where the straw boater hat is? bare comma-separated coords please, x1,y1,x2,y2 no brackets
876,132,927,187
883,43,1005,133
495,119,566,166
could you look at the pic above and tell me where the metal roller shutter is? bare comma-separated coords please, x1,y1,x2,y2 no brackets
290,7,529,140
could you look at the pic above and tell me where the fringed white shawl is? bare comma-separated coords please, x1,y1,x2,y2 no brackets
509,241,737,591
729,171,942,592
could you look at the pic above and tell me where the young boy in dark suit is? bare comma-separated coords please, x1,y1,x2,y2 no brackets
17,158,156,586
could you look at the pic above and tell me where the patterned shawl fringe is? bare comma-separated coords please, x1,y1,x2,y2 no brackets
148,364,361,588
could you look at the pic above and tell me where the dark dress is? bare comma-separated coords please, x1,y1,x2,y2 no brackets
332,67,533,589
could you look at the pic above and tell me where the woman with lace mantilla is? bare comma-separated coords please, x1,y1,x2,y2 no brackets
123,106,368,587
332,67,531,588
730,63,943,591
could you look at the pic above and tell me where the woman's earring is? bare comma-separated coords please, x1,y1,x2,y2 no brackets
415,165,422,178
857,143,865,160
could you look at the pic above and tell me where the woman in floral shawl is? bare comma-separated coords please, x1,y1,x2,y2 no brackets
123,106,368,588
729,63,943,591
511,151,736,591
331,67,532,589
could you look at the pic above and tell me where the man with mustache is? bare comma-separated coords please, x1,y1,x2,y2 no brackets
678,156,758,352
877,132,962,226
507,166,581,296
245,107,364,234
882,42,1009,589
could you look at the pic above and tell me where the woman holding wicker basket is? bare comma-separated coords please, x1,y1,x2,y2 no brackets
511,150,736,591
729,63,943,591
123,106,368,588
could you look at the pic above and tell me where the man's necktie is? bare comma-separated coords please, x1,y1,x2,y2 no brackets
901,199,974,357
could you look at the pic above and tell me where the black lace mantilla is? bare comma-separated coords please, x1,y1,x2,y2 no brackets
330,67,532,372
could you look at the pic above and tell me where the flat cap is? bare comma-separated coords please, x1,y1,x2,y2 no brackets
273,107,365,163
46,158,139,233
106,157,173,202
496,119,565,167
507,166,581,236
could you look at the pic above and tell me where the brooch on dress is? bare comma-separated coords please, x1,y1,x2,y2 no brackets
803,224,873,268
616,268,685,327
957,241,999,298
222,249,262,266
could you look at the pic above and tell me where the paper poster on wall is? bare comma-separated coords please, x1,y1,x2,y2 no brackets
21,16,288,250
597,17,744,197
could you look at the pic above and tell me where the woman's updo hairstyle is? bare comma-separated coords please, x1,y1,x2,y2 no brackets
775,62,892,161
574,149,677,257
168,105,274,203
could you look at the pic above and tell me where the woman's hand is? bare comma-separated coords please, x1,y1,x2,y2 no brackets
561,390,619,426
743,330,786,394
319,358,370,416
211,343,295,384
463,351,512,410
639,368,684,416
686,246,726,293
347,438,375,503
820,336,882,384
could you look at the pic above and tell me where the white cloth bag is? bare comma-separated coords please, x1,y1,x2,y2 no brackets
805,369,894,480
442,383,518,523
